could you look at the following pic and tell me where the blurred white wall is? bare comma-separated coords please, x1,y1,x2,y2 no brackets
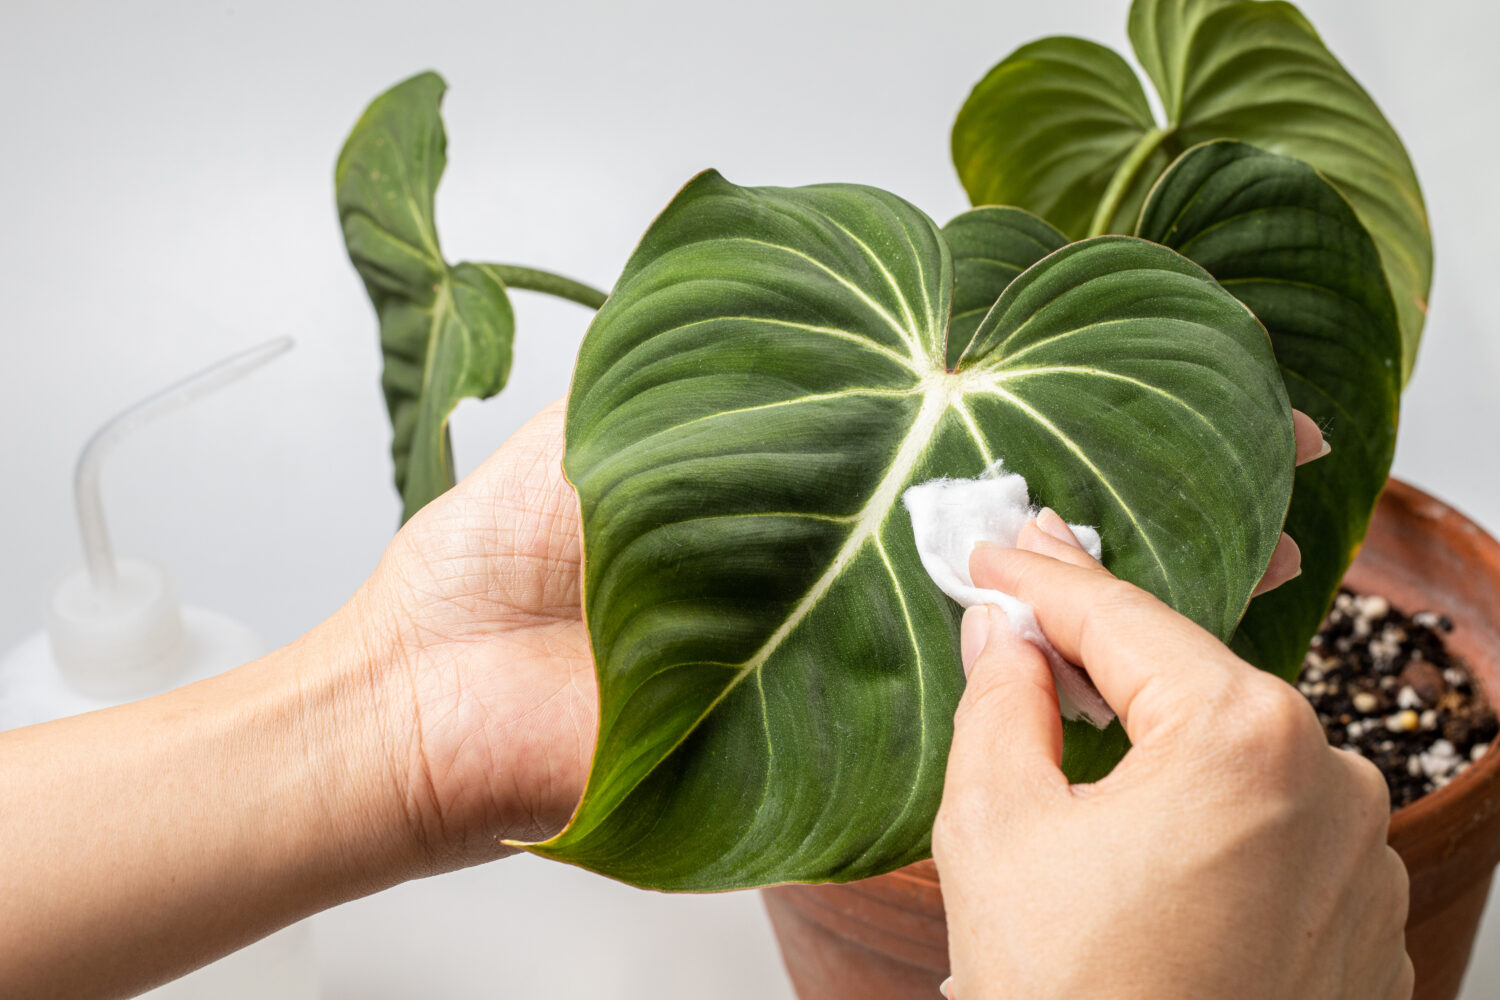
1,0,1497,996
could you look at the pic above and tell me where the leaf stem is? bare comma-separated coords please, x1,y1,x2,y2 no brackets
481,264,608,310
1088,127,1176,238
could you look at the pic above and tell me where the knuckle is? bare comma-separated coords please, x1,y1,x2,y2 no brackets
1086,578,1147,622
1390,952,1415,1000
1347,752,1395,815
1076,580,1152,649
1198,677,1325,787
1226,675,1320,752
1319,750,1396,849
1385,847,1412,922
933,786,997,856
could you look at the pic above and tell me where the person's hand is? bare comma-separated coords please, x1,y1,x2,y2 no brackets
0,394,1347,999
344,398,599,872
932,511,1411,1000
342,400,1321,875
0,400,599,998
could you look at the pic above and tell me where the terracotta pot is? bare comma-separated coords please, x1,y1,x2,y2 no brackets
764,479,1500,1000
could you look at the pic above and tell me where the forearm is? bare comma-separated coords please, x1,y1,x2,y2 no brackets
0,599,417,999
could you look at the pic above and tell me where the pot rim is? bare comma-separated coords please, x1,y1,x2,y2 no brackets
1378,479,1500,842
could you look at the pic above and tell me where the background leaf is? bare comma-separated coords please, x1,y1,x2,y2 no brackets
952,0,1430,383
951,38,1171,239
1137,141,1401,679
336,71,515,522
1127,0,1235,115
535,171,1293,890
943,206,1066,368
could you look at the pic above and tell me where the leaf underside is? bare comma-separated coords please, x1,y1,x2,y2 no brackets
537,171,1293,890
952,0,1430,384
336,71,515,522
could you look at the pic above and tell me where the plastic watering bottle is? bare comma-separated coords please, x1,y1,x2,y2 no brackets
0,338,321,999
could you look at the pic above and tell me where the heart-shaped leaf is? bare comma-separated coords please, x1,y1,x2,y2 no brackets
529,171,1293,890
336,71,515,522
1137,141,1401,679
949,37,1171,241
952,0,1430,383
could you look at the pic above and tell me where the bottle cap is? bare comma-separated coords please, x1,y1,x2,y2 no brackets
47,557,183,699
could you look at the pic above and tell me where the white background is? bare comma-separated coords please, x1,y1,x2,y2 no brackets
3,0,1498,996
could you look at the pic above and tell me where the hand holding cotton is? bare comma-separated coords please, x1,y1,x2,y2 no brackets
903,465,1113,728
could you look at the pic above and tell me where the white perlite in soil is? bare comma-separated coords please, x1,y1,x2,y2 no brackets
1299,590,1496,809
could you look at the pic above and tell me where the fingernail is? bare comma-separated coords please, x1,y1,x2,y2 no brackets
1252,534,1304,598
1036,507,1083,548
938,976,953,999
1316,437,1331,459
960,606,990,676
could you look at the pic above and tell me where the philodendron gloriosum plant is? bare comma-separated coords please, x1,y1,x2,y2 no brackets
335,0,1424,891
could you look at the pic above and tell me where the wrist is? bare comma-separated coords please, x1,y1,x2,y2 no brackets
322,523,597,873
312,572,544,876
267,588,437,888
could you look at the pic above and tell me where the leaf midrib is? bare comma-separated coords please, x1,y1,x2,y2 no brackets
404,273,454,491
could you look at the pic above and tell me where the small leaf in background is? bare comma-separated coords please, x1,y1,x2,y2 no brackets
943,206,1066,368
952,0,1431,383
1137,140,1402,680
336,71,515,522
951,37,1170,240
1128,0,1236,116
531,171,1293,890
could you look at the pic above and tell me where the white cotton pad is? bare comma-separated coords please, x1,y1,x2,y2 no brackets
902,464,1114,728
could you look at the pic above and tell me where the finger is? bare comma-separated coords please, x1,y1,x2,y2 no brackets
1292,409,1330,465
1251,533,1303,597
947,605,1067,799
969,546,1247,741
1016,510,1105,572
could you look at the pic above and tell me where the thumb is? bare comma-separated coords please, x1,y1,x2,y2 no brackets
946,606,1068,803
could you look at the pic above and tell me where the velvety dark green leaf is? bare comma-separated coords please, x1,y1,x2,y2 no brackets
529,171,1293,890
952,0,1430,383
1138,141,1401,680
336,71,515,522
943,206,1066,368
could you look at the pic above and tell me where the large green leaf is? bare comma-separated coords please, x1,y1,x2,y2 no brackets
528,171,1293,890
336,71,515,522
1137,141,1401,679
952,0,1430,383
